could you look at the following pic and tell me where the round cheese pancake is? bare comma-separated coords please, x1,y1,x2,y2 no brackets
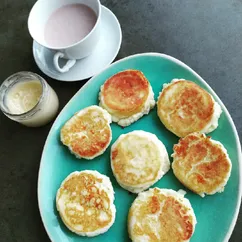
128,188,197,242
172,133,232,197
99,70,155,127
56,170,116,236
157,79,222,137
111,131,170,193
61,105,112,159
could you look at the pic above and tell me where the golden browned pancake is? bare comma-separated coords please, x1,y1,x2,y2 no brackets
128,188,197,242
157,79,222,137
61,105,112,159
56,170,116,236
99,70,155,126
172,133,232,197
111,131,170,193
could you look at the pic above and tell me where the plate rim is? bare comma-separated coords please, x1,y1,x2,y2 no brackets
38,52,242,242
32,5,122,82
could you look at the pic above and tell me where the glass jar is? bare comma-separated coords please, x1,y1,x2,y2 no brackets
0,71,59,127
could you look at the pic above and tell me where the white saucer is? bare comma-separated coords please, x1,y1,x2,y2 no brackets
33,5,122,82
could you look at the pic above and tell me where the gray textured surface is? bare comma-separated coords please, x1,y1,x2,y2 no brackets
0,0,241,241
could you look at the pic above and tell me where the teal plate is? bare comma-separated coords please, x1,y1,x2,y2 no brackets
38,53,242,242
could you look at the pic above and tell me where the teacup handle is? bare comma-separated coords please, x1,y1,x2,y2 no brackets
53,52,76,73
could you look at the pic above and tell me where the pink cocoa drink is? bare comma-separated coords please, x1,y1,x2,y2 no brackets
44,4,97,48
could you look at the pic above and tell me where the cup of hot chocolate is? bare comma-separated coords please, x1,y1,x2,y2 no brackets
28,0,101,73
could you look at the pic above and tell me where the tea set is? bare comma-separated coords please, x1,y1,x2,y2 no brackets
29,0,122,81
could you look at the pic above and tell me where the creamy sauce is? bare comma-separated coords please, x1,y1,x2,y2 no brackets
6,81,42,114
5,80,59,127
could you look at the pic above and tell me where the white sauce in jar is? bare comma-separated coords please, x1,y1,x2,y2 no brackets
4,79,59,127
6,81,42,114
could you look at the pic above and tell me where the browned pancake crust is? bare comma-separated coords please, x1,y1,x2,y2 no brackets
61,107,111,158
102,70,150,117
57,172,113,233
157,80,214,137
172,133,231,195
128,188,194,242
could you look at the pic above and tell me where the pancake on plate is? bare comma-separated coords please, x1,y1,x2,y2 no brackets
157,79,222,137
128,188,197,242
61,105,112,159
172,133,232,197
56,170,116,236
99,70,155,127
111,131,170,193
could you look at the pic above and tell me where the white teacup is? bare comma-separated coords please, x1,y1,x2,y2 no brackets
28,0,101,73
